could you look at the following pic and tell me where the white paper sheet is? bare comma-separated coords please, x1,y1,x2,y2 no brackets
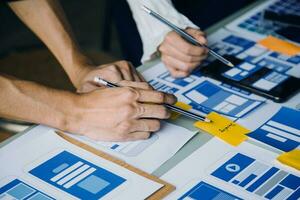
162,138,300,200
0,126,162,200
67,121,197,173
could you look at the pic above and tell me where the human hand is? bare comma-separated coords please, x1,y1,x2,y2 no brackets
159,28,208,77
76,60,146,93
66,83,177,141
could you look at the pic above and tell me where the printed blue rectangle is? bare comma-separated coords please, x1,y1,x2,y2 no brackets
248,107,300,152
279,174,300,190
178,181,242,200
29,151,126,199
0,179,53,200
211,153,255,182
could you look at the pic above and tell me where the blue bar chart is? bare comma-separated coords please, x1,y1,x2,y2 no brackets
211,153,300,200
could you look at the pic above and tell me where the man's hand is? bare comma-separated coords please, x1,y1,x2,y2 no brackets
76,60,146,93
159,28,208,77
66,84,177,141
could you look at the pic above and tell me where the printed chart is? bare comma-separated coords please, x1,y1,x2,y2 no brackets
211,153,300,200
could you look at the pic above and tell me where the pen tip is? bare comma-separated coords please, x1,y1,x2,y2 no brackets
205,118,212,123
141,5,151,13
228,62,235,68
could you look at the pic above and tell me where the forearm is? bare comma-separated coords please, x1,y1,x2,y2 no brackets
0,74,76,130
126,0,198,62
8,0,92,87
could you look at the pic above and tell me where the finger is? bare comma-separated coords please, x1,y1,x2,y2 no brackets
137,103,170,119
166,31,206,56
128,64,143,82
162,54,200,73
77,82,102,93
160,42,204,63
104,64,125,82
186,28,207,45
119,80,152,90
165,65,189,78
123,131,151,141
136,89,177,104
119,119,161,133
119,68,134,81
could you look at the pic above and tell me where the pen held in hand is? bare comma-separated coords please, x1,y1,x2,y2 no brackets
141,5,234,68
94,77,211,123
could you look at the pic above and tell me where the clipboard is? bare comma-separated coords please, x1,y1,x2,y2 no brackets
56,131,175,200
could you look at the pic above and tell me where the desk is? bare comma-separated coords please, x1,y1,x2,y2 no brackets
0,0,299,179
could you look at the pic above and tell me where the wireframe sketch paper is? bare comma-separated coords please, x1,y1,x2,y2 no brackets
66,121,197,173
162,138,300,200
142,62,265,120
0,126,163,199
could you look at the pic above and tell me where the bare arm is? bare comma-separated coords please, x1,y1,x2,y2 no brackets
0,74,175,141
0,74,75,129
8,0,92,88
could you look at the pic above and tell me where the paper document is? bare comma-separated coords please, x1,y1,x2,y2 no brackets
207,29,300,78
0,126,162,199
162,138,300,200
237,104,300,152
67,122,197,173
226,0,300,41
142,62,264,120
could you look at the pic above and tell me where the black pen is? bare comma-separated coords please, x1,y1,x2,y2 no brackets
94,77,211,123
141,5,234,68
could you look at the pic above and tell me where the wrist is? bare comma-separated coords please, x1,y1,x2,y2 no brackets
54,91,80,133
58,47,95,88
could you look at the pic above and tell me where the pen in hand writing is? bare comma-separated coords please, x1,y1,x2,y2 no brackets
94,77,211,123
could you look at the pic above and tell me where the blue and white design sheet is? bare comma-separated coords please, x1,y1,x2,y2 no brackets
143,62,265,119
0,126,163,199
237,104,300,152
29,151,126,199
212,153,300,200
226,0,300,40
162,138,300,200
207,29,300,79
0,178,53,200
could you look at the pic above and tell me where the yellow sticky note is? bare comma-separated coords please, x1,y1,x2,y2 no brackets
259,36,300,56
277,149,300,170
194,112,250,146
170,102,192,120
